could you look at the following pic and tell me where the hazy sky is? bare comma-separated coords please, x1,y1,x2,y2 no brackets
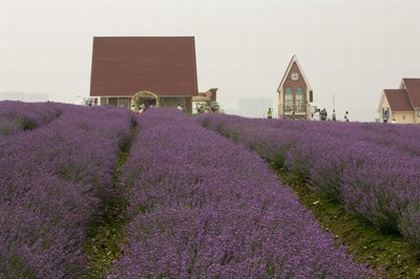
1,0,419,121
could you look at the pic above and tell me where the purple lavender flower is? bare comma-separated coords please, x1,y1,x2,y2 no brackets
110,109,371,278
0,101,61,135
0,102,134,278
195,114,420,247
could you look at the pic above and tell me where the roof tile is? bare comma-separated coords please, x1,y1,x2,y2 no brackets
402,78,420,108
384,89,413,111
90,37,198,97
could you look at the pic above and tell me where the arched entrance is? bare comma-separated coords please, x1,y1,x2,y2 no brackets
131,91,159,111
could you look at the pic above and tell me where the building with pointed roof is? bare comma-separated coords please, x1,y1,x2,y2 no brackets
378,78,420,123
89,36,198,114
277,55,313,119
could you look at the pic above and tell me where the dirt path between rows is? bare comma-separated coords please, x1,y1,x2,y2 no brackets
84,123,138,278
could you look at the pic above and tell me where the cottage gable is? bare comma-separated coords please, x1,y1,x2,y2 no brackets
383,89,413,112
401,78,420,108
283,62,307,93
277,55,313,119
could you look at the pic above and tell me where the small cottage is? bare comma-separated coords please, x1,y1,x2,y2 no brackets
378,79,420,123
89,37,198,114
277,55,313,119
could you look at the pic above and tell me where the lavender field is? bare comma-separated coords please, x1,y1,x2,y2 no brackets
0,102,134,277
4,101,420,278
196,114,420,248
109,109,370,278
0,101,61,135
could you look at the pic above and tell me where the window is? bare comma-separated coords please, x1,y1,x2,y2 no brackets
108,98,118,106
117,98,130,108
382,108,390,120
284,88,293,112
295,88,305,113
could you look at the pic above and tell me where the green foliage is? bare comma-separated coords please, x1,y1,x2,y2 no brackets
118,134,133,154
271,144,293,169
0,125,13,135
0,117,37,135
216,124,240,142
19,118,37,130
84,126,137,278
84,198,128,279
1,256,37,279
275,166,420,278
271,152,285,169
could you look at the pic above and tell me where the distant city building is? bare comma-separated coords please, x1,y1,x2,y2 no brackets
0,91,25,101
378,78,420,124
25,93,49,102
0,91,48,102
238,97,273,118
89,37,198,114
277,55,313,119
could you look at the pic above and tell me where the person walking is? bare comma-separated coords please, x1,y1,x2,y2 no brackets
135,103,145,115
344,111,349,122
320,108,327,121
332,109,336,121
267,107,273,119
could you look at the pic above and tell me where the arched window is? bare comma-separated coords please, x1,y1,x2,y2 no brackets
295,88,305,113
285,88,293,112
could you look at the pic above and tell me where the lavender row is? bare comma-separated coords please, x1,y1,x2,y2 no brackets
0,101,62,135
196,114,420,247
0,103,135,278
109,109,370,278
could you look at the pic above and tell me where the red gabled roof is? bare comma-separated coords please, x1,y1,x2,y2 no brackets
402,78,420,108
90,37,198,97
384,89,414,111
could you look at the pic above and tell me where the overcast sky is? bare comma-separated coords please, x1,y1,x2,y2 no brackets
1,0,419,121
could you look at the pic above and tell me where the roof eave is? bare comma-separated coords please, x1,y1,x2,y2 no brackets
400,79,417,109
277,55,312,93
377,90,386,113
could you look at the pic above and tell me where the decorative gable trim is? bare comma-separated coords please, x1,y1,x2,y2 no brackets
276,55,312,93
377,90,386,113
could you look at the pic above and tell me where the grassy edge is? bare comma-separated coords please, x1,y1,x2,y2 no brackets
197,119,419,278
84,124,138,278
274,166,420,279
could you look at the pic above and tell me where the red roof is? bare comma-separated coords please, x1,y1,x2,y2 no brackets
403,78,420,108
90,37,198,97
384,89,413,111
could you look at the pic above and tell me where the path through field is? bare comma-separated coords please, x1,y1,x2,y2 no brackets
84,124,138,278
